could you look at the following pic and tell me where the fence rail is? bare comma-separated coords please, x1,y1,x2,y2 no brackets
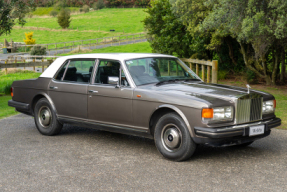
0,55,59,74
181,58,218,83
11,32,146,54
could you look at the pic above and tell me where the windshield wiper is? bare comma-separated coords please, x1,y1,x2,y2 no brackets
155,79,181,86
183,79,201,82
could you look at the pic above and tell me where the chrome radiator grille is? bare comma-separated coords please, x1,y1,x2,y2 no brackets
236,97,263,124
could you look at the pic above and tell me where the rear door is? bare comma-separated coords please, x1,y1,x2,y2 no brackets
48,59,96,119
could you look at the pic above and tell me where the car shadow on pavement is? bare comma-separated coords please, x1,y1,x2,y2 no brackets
58,124,280,161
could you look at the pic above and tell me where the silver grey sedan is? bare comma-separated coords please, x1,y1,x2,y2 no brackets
8,53,281,161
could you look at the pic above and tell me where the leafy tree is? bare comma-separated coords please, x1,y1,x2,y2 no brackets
57,8,71,29
0,0,36,37
143,0,196,58
172,0,287,85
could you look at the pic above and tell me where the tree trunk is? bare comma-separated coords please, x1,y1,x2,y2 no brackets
272,49,280,85
225,37,237,66
280,49,286,83
239,42,265,78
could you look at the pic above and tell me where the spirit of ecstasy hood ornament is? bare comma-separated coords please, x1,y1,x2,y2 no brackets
246,84,251,94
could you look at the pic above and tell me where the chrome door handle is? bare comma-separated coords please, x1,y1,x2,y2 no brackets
88,90,98,93
49,86,58,89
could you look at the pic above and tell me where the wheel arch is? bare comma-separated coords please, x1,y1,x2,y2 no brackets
149,104,194,138
31,92,57,116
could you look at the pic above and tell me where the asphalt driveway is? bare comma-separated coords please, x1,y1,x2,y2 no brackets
0,114,286,191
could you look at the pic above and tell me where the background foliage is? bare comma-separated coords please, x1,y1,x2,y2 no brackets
144,0,287,85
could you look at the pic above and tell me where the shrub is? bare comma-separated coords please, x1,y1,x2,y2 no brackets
245,69,257,84
49,10,58,17
23,32,36,45
93,0,105,10
3,83,12,95
30,46,47,56
82,5,90,13
17,46,31,53
218,70,228,80
79,8,83,12
26,12,33,18
57,9,71,29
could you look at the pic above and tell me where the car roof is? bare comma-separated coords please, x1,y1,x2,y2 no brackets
40,53,177,78
60,53,176,60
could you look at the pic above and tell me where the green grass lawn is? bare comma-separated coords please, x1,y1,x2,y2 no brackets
0,8,147,44
32,7,79,16
0,70,41,119
59,41,153,56
0,70,41,94
0,96,18,119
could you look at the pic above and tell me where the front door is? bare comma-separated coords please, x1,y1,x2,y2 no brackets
48,58,96,119
87,59,134,126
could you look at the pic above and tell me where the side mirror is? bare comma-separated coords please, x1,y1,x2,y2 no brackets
108,76,120,87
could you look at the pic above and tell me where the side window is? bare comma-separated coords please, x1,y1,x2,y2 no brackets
54,61,69,81
94,60,120,84
63,59,95,83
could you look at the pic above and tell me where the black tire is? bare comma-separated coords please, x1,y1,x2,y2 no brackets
154,113,196,161
34,98,63,136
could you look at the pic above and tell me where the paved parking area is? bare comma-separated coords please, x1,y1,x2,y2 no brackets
0,114,286,191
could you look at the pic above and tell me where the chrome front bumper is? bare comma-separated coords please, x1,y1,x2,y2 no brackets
194,118,281,139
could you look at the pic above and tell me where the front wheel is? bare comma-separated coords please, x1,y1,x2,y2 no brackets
154,113,196,161
34,98,63,136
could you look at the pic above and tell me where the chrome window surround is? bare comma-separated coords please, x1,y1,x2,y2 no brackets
91,58,136,88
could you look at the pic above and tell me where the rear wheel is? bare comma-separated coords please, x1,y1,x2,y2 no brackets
154,113,196,161
34,98,63,136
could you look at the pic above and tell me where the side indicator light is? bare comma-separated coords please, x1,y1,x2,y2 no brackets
137,95,141,98
202,108,213,118
11,87,13,97
274,99,276,108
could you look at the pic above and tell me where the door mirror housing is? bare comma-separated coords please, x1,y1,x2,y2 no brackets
108,76,120,87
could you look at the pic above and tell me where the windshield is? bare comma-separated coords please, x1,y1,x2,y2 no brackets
125,57,201,86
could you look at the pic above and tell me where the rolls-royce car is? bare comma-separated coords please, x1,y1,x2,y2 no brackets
8,53,281,161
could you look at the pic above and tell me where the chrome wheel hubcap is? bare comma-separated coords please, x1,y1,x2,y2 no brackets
38,106,52,128
161,124,182,152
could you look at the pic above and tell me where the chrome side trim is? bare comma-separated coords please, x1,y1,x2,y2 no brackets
157,104,195,137
58,115,149,132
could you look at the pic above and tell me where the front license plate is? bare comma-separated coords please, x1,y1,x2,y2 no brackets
249,125,265,136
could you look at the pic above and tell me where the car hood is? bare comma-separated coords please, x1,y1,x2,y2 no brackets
138,82,273,107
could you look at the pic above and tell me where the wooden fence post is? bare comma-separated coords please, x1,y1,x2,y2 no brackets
168,61,171,76
207,60,211,83
212,60,218,84
202,64,205,82
196,63,199,76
